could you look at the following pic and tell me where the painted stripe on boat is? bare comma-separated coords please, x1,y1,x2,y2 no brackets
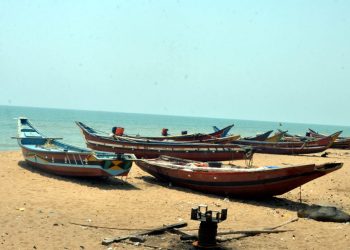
86,139,245,152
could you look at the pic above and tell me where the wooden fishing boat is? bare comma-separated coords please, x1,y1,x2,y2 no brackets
15,118,136,177
212,125,231,137
308,129,350,149
136,156,342,197
113,124,234,142
277,129,314,142
243,130,273,141
265,131,287,142
231,131,341,155
214,127,273,141
76,122,253,161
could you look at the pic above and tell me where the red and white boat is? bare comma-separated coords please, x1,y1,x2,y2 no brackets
136,156,342,197
76,122,253,162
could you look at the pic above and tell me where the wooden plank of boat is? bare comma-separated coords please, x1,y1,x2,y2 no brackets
135,156,342,197
76,122,253,161
15,118,136,177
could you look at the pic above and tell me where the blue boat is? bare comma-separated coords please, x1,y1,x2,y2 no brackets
14,118,136,177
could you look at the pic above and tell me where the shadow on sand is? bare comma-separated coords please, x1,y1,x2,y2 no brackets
296,153,339,159
139,175,309,212
18,161,140,191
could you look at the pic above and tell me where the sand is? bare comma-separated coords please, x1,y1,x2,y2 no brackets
0,149,349,250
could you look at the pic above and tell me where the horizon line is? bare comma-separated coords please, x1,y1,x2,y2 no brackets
1,104,349,128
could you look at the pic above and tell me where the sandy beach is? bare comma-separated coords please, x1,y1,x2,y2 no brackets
0,149,349,250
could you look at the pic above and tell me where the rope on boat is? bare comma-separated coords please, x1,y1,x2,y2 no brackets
245,154,253,167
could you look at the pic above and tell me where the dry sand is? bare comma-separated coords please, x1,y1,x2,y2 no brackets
0,149,349,250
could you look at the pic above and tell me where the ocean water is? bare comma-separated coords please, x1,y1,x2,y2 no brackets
1,105,350,151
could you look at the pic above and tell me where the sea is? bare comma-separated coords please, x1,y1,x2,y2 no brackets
1,105,350,151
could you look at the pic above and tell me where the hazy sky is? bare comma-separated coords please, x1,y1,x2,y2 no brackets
0,1,349,125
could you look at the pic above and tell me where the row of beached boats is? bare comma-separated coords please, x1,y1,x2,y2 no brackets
76,121,346,157
15,118,344,197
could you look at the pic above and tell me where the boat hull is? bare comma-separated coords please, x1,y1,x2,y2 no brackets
21,149,132,177
85,141,249,161
24,159,121,177
136,160,342,197
232,143,331,155
330,140,350,149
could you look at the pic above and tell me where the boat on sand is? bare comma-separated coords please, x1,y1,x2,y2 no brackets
308,129,350,149
15,118,136,177
76,121,253,162
136,156,342,197
231,131,341,155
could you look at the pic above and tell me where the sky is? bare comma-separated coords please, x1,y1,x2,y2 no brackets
0,1,349,126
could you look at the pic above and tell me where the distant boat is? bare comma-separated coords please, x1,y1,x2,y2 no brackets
308,129,350,149
213,127,274,141
76,122,253,162
136,156,343,197
231,131,341,155
277,129,313,142
264,130,287,142
212,125,231,137
14,118,136,177
212,127,340,154
243,130,274,141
